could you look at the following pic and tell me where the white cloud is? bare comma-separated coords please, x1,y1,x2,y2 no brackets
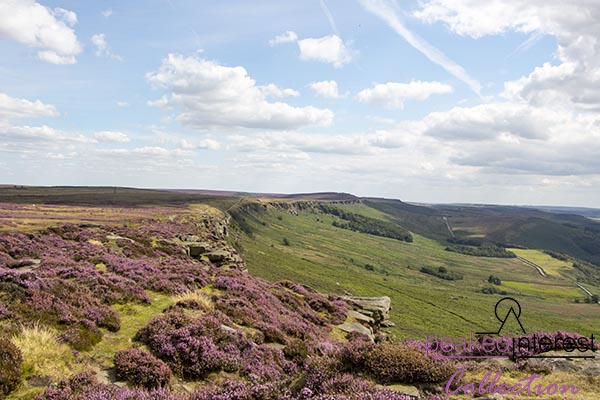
100,146,193,158
359,0,481,95
91,33,121,60
269,30,298,46
297,35,354,68
101,8,113,18
308,81,340,98
37,51,77,65
146,54,333,130
0,92,58,122
94,131,130,143
415,1,600,110
357,81,452,108
179,138,220,150
0,125,91,154
229,132,376,155
0,0,82,64
116,101,129,107
259,84,299,98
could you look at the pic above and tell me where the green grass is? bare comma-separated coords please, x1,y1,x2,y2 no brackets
502,281,582,300
509,248,574,278
85,292,174,368
235,205,600,339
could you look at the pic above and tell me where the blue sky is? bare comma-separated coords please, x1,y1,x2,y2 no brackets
1,0,599,207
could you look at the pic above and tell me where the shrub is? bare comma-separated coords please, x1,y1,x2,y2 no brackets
114,348,172,389
364,343,453,384
283,338,308,365
0,337,22,397
420,266,463,281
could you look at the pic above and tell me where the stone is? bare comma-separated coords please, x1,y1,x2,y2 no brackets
336,321,373,339
347,310,375,325
378,384,420,399
187,242,211,257
343,296,391,323
204,250,230,263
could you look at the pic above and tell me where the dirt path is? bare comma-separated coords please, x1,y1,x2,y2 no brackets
443,216,455,238
516,256,547,277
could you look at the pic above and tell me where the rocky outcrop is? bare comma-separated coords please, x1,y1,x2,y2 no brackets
335,296,394,342
343,296,393,327
176,219,248,272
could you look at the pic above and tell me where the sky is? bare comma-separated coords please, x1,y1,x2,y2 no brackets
0,0,599,207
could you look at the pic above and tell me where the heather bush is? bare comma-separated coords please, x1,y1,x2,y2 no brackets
0,337,22,397
337,339,375,372
303,369,415,400
59,320,103,351
135,311,248,379
114,348,172,389
365,343,453,384
35,370,179,400
284,338,309,365
191,380,283,400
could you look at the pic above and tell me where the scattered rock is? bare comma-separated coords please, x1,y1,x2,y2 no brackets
336,321,373,340
378,384,420,399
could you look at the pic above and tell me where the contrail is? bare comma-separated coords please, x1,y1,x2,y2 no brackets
358,0,482,96
320,0,340,37
509,30,544,58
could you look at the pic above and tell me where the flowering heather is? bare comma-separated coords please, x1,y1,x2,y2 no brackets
0,337,22,397
1,203,465,400
0,213,216,349
114,348,172,389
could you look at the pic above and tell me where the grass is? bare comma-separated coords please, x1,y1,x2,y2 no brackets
172,290,215,311
509,248,574,278
84,292,174,368
234,204,600,339
502,281,582,300
11,324,77,381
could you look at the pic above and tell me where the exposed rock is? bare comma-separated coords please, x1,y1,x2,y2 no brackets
378,384,420,399
343,296,392,326
336,321,373,340
187,242,211,257
527,351,600,376
347,310,375,325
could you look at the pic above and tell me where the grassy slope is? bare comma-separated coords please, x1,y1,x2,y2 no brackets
235,204,600,339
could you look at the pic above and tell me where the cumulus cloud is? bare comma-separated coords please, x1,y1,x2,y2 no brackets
269,30,298,45
91,33,121,60
101,8,113,18
146,54,333,130
259,84,299,98
0,92,58,122
357,81,452,108
297,35,354,68
94,131,130,143
0,125,91,156
0,0,82,64
116,101,129,107
415,0,600,110
308,81,340,98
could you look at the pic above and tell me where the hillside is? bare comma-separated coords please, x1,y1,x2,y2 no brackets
0,188,599,399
